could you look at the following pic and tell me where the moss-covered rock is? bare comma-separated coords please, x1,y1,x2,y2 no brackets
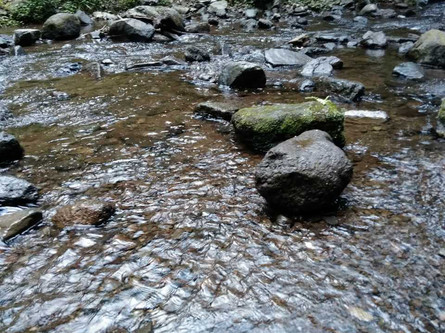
437,98,445,138
407,29,445,68
232,100,345,152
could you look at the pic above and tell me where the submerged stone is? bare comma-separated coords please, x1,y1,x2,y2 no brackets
392,62,424,80
194,101,239,121
232,100,345,152
255,130,353,214
52,200,115,228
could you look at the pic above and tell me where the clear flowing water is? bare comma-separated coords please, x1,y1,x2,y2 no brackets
0,3,444,333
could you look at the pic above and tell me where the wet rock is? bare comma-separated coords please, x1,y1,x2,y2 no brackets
353,16,368,25
0,132,24,166
398,41,414,54
194,101,239,121
265,48,312,67
0,209,42,241
344,110,389,121
258,19,273,29
241,19,258,32
359,3,378,16
392,62,424,80
11,45,25,56
52,201,115,228
185,46,210,62
299,79,315,92
323,12,341,21
407,29,445,68
317,77,365,102
301,56,343,77
0,37,8,48
13,29,41,46
297,17,308,25
245,8,258,18
232,100,345,152
208,1,228,17
160,56,185,65
288,33,310,47
436,98,445,138
361,31,387,49
316,33,348,44
255,130,352,214
123,6,185,32
42,13,81,40
185,22,210,33
75,10,93,26
374,8,397,19
0,176,39,206
92,12,118,22
109,19,155,42
219,61,266,89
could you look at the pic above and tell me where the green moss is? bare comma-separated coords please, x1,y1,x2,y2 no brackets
232,100,345,152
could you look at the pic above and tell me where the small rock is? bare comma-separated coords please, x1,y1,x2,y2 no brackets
185,22,211,33
184,46,210,62
245,8,258,18
317,77,365,102
0,176,39,206
353,16,368,25
208,0,227,17
301,56,343,77
109,19,155,42
0,132,24,166
392,62,424,80
11,45,26,56
359,3,378,16
194,101,239,121
52,201,115,228
265,48,312,67
398,41,414,54
288,33,310,47
0,209,42,241
75,10,93,26
255,130,353,214
92,12,118,22
258,19,273,29
13,29,41,46
299,79,315,92
219,61,266,89
361,31,387,49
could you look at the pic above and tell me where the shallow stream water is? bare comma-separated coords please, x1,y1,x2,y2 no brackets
0,3,444,333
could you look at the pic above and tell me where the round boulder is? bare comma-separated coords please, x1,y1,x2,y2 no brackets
219,61,266,89
109,19,155,42
52,200,115,228
42,13,81,40
407,29,445,68
255,130,353,215
0,132,24,166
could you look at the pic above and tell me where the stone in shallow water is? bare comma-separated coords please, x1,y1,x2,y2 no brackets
317,77,365,102
255,130,353,215
184,46,210,62
0,132,24,166
42,13,81,40
13,29,41,46
219,61,266,89
407,29,445,68
52,200,115,228
301,56,343,77
0,176,39,206
265,48,312,67
436,98,445,138
392,62,424,80
0,209,42,241
109,19,155,42
361,31,387,49
232,100,345,152
194,101,239,121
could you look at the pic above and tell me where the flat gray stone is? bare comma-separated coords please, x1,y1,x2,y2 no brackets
265,48,312,67
0,209,42,241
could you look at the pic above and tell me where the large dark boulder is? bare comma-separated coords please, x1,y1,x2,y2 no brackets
52,200,115,228
0,132,24,166
407,29,445,68
42,13,81,40
0,176,39,206
0,209,42,241
255,130,353,215
109,19,155,42
219,61,266,89
123,6,184,31
232,100,345,152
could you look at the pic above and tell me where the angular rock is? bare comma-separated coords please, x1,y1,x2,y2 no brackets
184,46,210,62
392,62,424,80
75,10,93,26
219,61,266,89
361,31,387,49
123,6,184,31
194,101,239,121
398,41,414,54
317,77,365,102
232,100,345,152
52,201,115,228
245,8,258,18
185,22,210,33
299,79,315,92
255,130,353,214
13,29,40,46
301,56,343,77
407,29,445,68
265,48,312,67
109,19,155,42
0,132,24,166
0,176,39,205
0,209,42,241
359,3,378,16
208,1,228,17
42,13,81,40
288,33,310,47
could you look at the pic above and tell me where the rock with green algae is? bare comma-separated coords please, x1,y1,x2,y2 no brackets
407,29,445,68
231,99,345,152
437,99,445,138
